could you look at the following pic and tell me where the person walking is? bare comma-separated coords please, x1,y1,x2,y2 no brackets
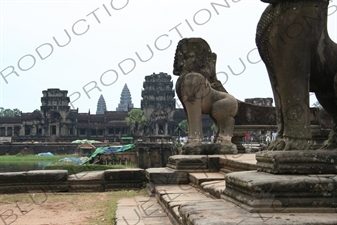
245,132,250,144
266,134,271,145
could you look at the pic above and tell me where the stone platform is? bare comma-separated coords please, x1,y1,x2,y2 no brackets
150,182,337,225
166,154,257,173
223,171,337,213
256,150,337,174
217,150,337,213
144,154,337,224
182,143,238,155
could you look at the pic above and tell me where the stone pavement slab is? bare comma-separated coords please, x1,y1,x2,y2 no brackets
116,196,172,225
155,185,214,224
180,200,337,225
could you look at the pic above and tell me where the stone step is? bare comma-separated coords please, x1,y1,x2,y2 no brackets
189,172,225,186
220,154,257,173
155,184,211,224
200,180,226,199
145,168,189,185
151,178,337,224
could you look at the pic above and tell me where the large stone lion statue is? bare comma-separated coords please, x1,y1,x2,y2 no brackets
256,0,337,150
173,38,238,154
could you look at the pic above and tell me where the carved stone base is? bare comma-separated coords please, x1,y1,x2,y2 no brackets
182,143,237,155
256,150,337,174
222,171,337,213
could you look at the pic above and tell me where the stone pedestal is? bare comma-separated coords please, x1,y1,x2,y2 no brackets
256,150,337,174
222,150,337,213
166,155,221,172
222,171,337,213
182,143,237,155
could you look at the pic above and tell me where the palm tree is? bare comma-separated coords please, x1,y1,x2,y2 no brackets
125,109,147,137
178,119,188,134
0,108,21,117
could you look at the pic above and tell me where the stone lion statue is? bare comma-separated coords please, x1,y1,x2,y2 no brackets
173,38,238,154
256,0,337,150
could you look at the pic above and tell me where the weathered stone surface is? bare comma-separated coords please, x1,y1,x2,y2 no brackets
151,183,337,225
182,143,237,155
256,150,337,174
155,184,212,224
0,186,27,194
68,171,105,192
256,0,337,150
155,184,198,194
25,170,68,193
104,169,145,190
104,168,145,181
26,170,68,182
0,170,68,193
0,169,148,193
200,180,226,199
166,155,221,172
146,168,188,184
179,200,337,225
189,173,225,186
219,154,257,173
223,171,337,212
68,171,104,181
0,171,27,183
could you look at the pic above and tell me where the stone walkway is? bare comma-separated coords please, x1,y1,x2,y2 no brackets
116,154,337,225
115,196,172,225
117,177,337,225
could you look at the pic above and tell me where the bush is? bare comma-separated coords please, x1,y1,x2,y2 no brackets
44,162,135,175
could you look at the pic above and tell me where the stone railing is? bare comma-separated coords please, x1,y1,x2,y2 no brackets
0,169,145,194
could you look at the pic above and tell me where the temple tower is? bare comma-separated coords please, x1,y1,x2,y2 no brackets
141,72,175,135
116,84,134,112
40,88,70,139
96,94,107,114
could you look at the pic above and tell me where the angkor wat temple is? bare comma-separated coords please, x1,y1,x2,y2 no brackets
0,72,332,143
0,73,196,142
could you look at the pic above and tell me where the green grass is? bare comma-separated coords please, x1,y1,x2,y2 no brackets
44,162,137,175
0,154,72,162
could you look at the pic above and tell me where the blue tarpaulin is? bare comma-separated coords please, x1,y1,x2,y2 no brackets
58,157,83,164
37,152,54,156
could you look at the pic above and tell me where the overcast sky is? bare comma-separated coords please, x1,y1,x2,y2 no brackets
1,0,337,113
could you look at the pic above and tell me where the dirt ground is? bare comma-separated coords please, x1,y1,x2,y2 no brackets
0,190,144,225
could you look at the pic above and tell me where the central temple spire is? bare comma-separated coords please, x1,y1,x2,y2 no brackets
116,84,134,112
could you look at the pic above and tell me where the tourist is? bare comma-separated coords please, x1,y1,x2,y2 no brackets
272,131,277,141
266,134,271,145
245,132,250,144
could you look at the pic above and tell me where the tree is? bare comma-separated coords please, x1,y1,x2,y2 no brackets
125,109,147,136
0,108,21,117
178,119,189,133
211,123,218,134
